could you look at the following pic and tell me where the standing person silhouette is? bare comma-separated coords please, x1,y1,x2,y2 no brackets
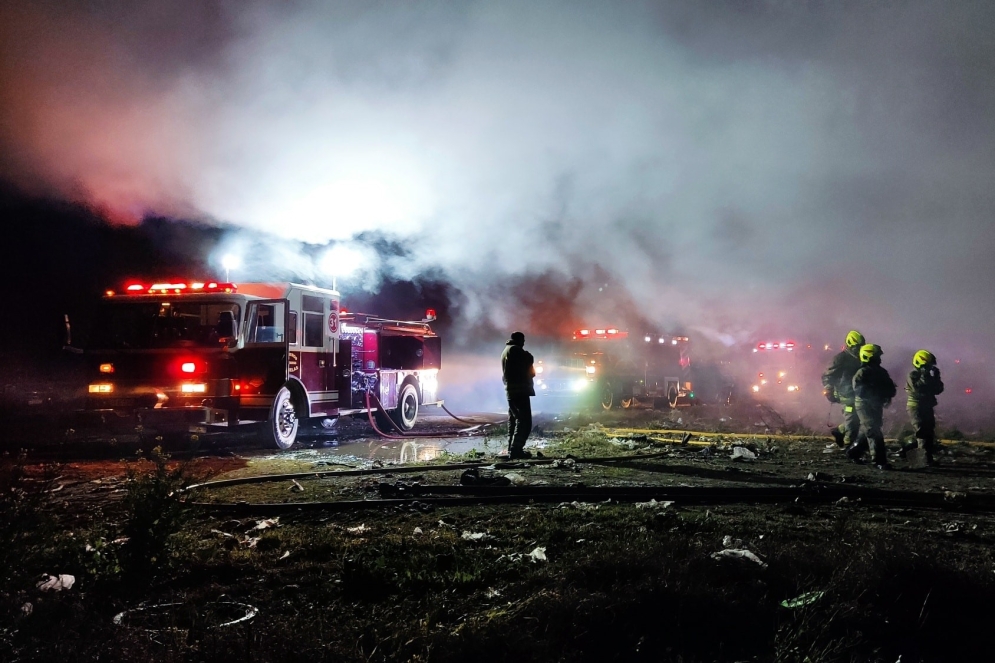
501,331,535,460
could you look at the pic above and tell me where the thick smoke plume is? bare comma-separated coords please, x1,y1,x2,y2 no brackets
2,1,995,409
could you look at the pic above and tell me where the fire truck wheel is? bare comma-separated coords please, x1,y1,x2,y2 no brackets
268,386,299,450
394,382,420,431
600,382,615,410
620,394,634,409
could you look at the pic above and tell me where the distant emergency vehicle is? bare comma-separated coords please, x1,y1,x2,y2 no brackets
535,328,693,409
83,280,441,449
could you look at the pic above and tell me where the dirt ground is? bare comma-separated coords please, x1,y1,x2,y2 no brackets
4,402,995,662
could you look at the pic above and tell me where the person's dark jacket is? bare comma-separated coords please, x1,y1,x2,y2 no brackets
502,344,535,397
822,346,862,402
852,362,897,407
906,367,944,408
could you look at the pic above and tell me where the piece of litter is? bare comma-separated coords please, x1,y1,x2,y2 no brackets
248,518,280,532
781,590,825,609
711,548,767,568
461,531,494,542
485,588,502,599
730,447,757,461
722,535,743,548
36,574,75,592
558,501,600,511
635,499,674,511
290,479,304,492
529,546,548,562
504,472,526,485
279,551,291,560
413,527,423,536
346,524,369,535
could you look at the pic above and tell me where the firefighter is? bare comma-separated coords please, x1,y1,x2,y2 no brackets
902,350,944,464
822,330,866,449
847,344,897,468
501,331,536,460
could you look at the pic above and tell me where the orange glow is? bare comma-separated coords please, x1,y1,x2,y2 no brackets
99,363,114,373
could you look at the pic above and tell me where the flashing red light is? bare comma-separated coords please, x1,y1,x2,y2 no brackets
181,362,197,374
758,372,764,378
124,281,237,295
607,328,618,334
595,329,606,335
965,388,973,394
425,308,437,320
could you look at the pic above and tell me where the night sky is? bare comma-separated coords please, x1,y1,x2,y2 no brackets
2,1,994,402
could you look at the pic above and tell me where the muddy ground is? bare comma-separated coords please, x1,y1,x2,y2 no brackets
3,402,995,662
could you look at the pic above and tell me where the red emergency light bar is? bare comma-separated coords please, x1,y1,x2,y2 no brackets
572,328,629,340
756,341,795,350
118,281,238,295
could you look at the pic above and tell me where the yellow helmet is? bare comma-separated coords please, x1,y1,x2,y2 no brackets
859,343,882,363
845,330,865,349
913,350,936,369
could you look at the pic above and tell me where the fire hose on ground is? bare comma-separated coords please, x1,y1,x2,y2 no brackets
363,388,502,440
183,449,995,516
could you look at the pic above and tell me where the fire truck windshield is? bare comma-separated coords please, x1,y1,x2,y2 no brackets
89,301,242,350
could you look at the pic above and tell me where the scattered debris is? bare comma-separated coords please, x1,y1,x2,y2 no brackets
529,546,548,563
780,590,825,609
36,574,75,592
279,551,291,560
412,527,424,536
248,518,280,532
635,499,674,511
731,447,757,461
722,535,743,548
558,501,600,511
504,472,527,485
290,479,304,492
711,548,767,568
485,588,502,599
551,458,577,469
460,468,510,486
346,524,370,535
461,531,495,542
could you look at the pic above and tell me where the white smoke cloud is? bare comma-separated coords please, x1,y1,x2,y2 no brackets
2,0,995,370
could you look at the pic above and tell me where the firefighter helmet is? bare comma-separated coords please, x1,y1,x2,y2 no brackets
845,330,865,349
859,344,882,363
913,349,936,369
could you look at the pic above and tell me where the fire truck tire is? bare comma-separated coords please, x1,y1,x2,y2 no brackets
620,394,634,409
600,382,615,410
268,386,299,450
394,381,420,431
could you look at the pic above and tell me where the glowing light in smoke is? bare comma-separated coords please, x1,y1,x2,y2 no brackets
320,243,370,278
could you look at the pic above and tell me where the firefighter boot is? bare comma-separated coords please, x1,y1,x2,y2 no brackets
846,438,868,464
831,428,846,448
920,438,936,466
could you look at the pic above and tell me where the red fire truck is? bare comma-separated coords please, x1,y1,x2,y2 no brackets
534,328,693,409
83,280,441,449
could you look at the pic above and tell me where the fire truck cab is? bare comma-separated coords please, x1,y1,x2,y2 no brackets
535,328,693,410
83,280,441,449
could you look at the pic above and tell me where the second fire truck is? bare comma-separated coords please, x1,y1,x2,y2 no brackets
534,328,693,409
82,280,442,449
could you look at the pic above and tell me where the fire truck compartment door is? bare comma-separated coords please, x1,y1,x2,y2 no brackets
240,299,290,397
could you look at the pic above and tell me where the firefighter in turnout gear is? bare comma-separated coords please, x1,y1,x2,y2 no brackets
902,350,944,464
847,344,897,468
501,331,536,460
822,330,865,449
